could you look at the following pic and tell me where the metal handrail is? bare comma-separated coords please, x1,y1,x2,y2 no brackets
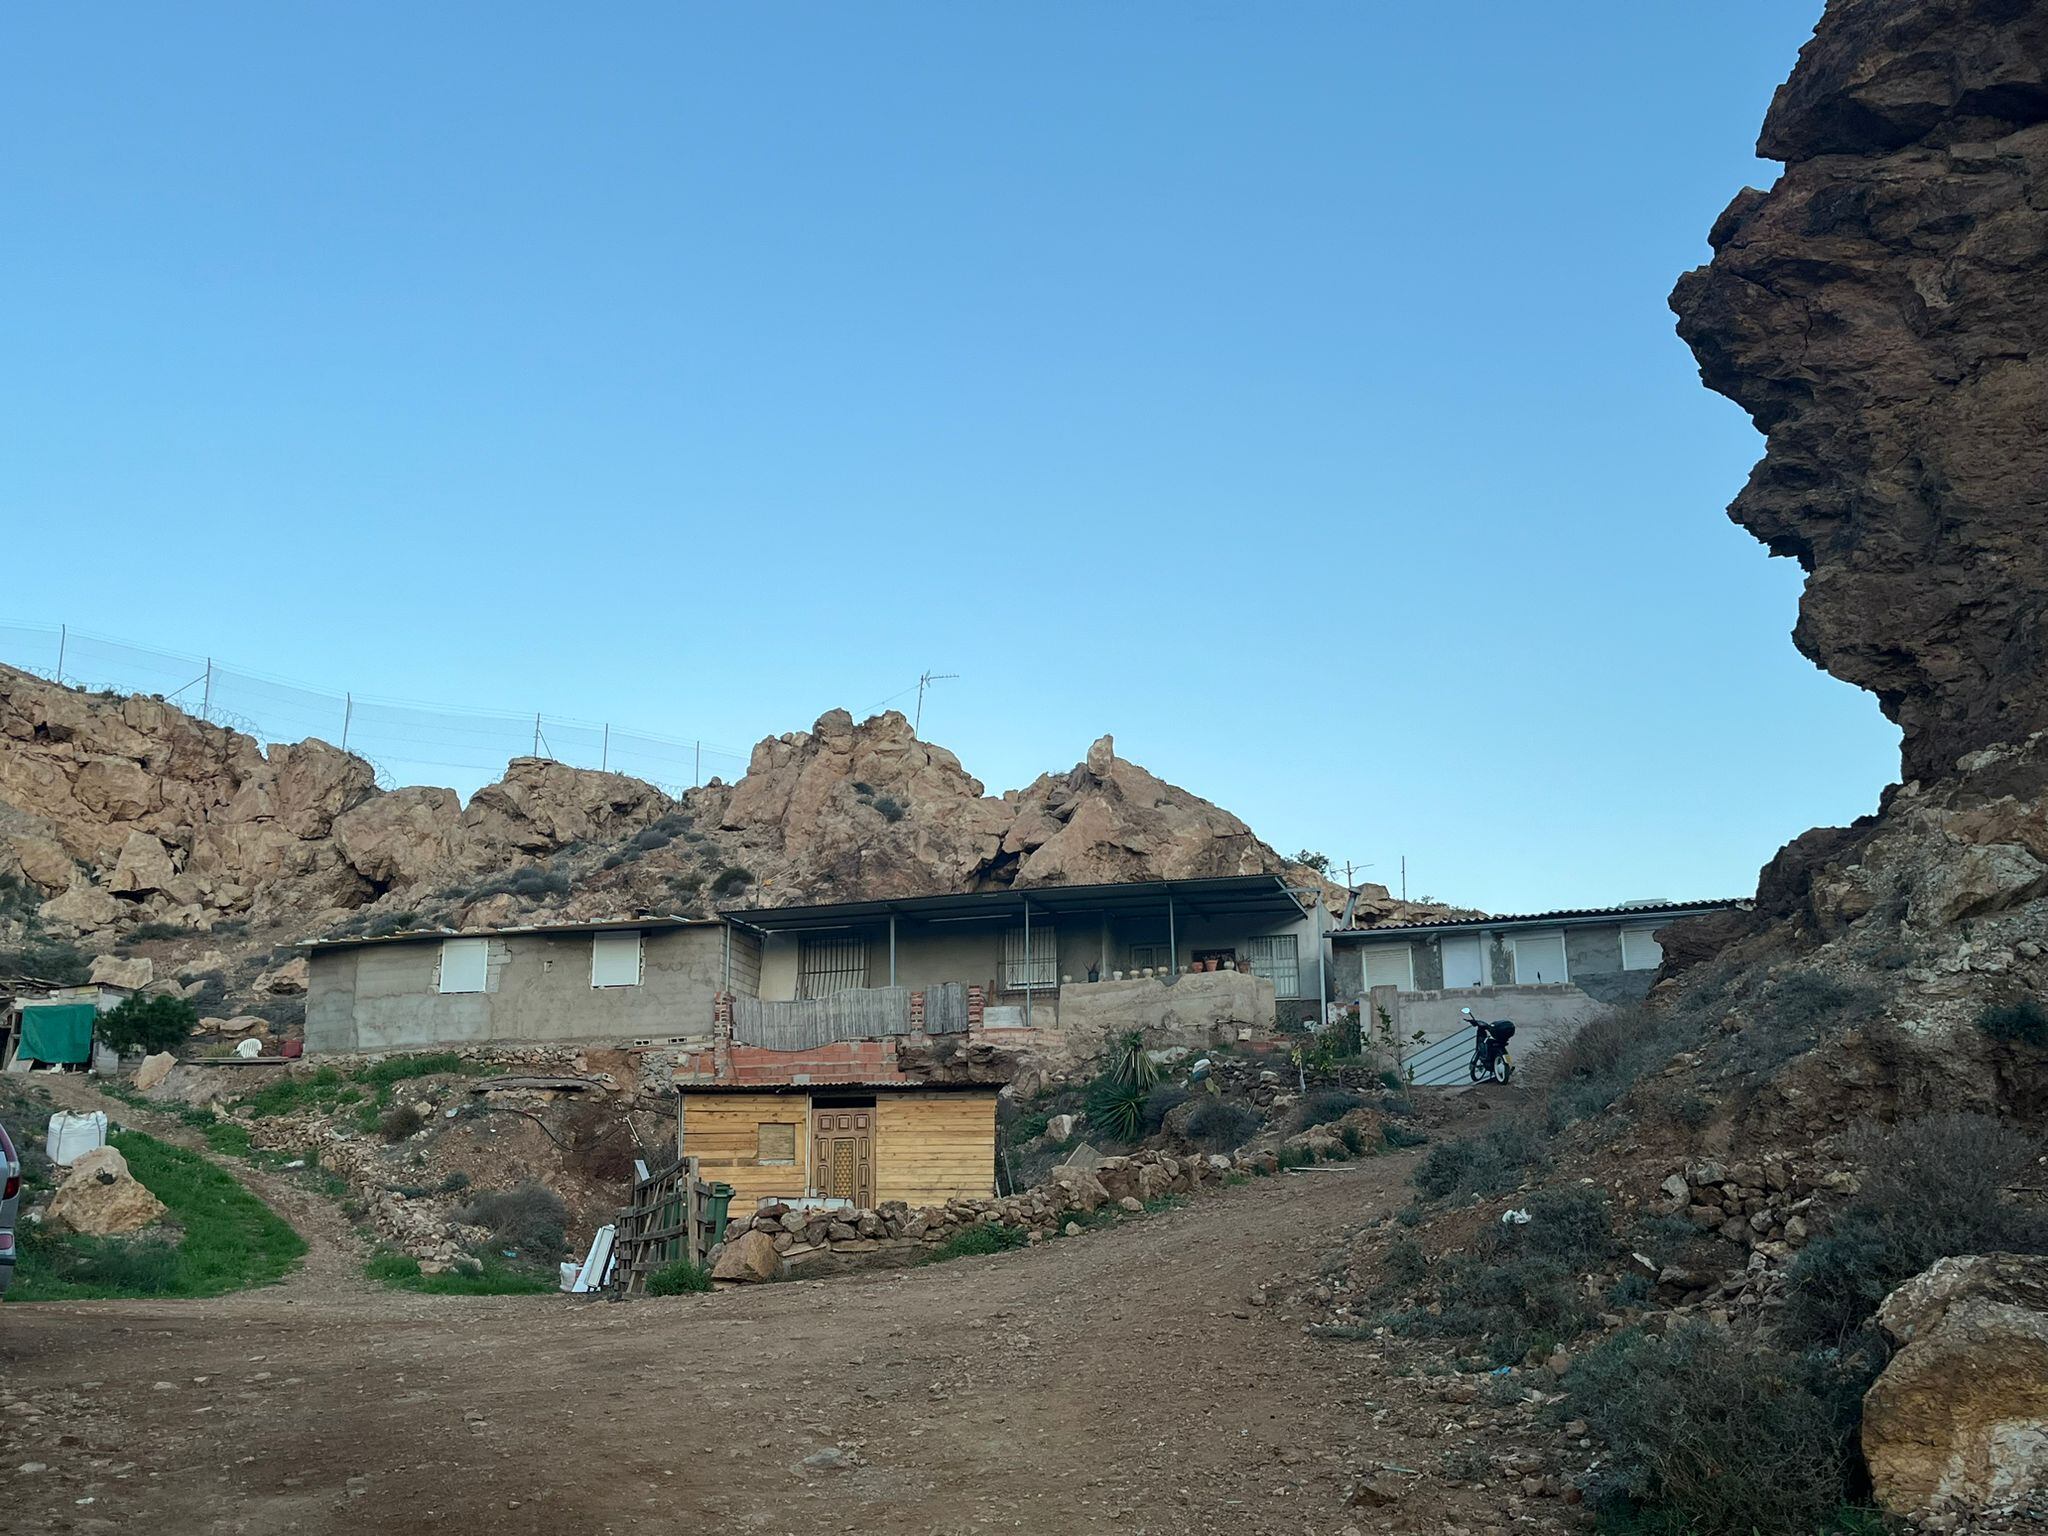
1401,1027,1479,1087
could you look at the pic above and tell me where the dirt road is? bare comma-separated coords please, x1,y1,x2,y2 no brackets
3,1079,1563,1536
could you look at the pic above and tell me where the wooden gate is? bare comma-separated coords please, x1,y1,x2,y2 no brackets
611,1156,725,1294
811,1106,874,1207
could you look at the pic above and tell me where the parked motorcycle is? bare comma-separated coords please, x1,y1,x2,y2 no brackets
1461,1006,1516,1084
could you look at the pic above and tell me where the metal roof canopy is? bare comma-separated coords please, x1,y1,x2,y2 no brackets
720,874,1308,934
1330,899,1744,942
300,915,721,955
674,1080,1002,1095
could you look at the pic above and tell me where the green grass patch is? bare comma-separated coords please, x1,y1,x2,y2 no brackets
234,1065,364,1119
645,1259,714,1295
9,1131,305,1301
363,1249,557,1296
924,1223,1031,1262
202,1121,254,1157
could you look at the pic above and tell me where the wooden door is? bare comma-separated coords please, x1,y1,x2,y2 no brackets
811,1107,874,1207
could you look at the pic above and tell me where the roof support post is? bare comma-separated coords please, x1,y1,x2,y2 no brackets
1022,900,1032,1031
888,912,897,988
1315,889,1328,1025
722,923,732,994
1167,891,1177,975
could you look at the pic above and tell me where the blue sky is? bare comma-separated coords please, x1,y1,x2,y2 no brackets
1,2,1894,913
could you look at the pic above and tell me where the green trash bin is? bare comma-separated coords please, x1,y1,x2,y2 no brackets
704,1181,736,1245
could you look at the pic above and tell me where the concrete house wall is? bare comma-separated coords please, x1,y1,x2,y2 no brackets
1334,914,1691,1076
305,923,739,1054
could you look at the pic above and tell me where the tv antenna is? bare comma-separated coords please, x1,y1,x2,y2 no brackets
914,670,958,736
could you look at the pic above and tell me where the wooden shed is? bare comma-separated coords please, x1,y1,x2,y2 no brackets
677,1083,997,1209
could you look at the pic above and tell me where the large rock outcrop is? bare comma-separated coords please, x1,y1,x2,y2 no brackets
1863,1253,2048,1517
1671,0,2048,787
1656,1,2048,1076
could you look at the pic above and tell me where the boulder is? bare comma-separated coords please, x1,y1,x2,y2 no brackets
43,1146,167,1236
333,786,460,886
133,1051,177,1091
1864,1254,2048,1517
709,1229,782,1283
10,834,74,891
1045,1113,1078,1145
251,955,308,995
108,829,177,895
88,953,153,990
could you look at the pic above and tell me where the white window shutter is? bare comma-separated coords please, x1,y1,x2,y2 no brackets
591,931,643,988
439,938,489,994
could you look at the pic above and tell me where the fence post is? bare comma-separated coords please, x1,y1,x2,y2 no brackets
342,692,352,751
602,722,609,773
55,623,66,684
202,658,213,722
684,1155,703,1269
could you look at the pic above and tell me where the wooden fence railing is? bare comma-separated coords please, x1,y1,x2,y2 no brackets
610,1155,723,1294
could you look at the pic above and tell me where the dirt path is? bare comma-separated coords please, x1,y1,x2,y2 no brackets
33,1073,371,1297
0,1148,1565,1536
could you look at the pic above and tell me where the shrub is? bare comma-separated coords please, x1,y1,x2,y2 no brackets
121,920,192,943
1289,1088,1364,1133
1389,1244,1591,1366
457,1183,571,1262
1378,1235,1428,1290
629,827,673,852
872,794,906,822
645,1259,714,1295
1184,1098,1261,1152
709,866,754,899
926,1223,1030,1262
1085,1075,1148,1144
439,1171,472,1193
1562,1323,1871,1535
1977,997,2048,1048
1737,969,1883,1071
1413,1119,1545,1201
1782,1113,2048,1348
1544,1003,1692,1128
0,936,92,985
97,992,198,1056
379,1102,427,1142
1142,1082,1193,1132
1382,1122,1428,1149
1518,1185,1613,1270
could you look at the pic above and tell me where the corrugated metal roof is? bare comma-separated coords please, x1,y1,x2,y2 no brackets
673,1079,1001,1095
300,914,721,954
720,873,1308,933
1330,898,1746,939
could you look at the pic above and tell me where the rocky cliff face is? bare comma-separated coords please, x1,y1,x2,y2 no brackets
1671,0,2048,786
1659,1,2048,1124
0,662,1432,1011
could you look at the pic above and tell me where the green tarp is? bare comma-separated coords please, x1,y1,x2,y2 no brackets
19,1002,97,1064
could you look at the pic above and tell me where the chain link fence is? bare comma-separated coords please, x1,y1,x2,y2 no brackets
0,620,752,799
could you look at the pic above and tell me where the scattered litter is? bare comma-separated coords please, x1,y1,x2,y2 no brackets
1500,1208,1532,1226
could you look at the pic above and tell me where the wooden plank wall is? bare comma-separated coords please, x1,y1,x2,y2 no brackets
875,1093,997,1206
679,1093,811,1206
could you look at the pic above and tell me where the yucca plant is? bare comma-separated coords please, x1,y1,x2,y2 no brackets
1085,1031,1159,1144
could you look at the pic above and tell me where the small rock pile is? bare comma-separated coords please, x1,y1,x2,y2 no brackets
1663,1154,1850,1261
708,1146,1245,1282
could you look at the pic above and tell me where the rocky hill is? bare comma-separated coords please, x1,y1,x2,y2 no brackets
0,662,1433,1017
1662,0,2048,1094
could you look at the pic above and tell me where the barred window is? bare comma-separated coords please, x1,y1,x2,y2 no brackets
1245,934,1301,997
797,938,867,1000
1002,926,1058,991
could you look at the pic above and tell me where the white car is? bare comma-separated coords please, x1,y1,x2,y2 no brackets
0,1119,18,1296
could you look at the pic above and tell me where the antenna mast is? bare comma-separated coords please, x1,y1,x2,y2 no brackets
913,670,959,736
